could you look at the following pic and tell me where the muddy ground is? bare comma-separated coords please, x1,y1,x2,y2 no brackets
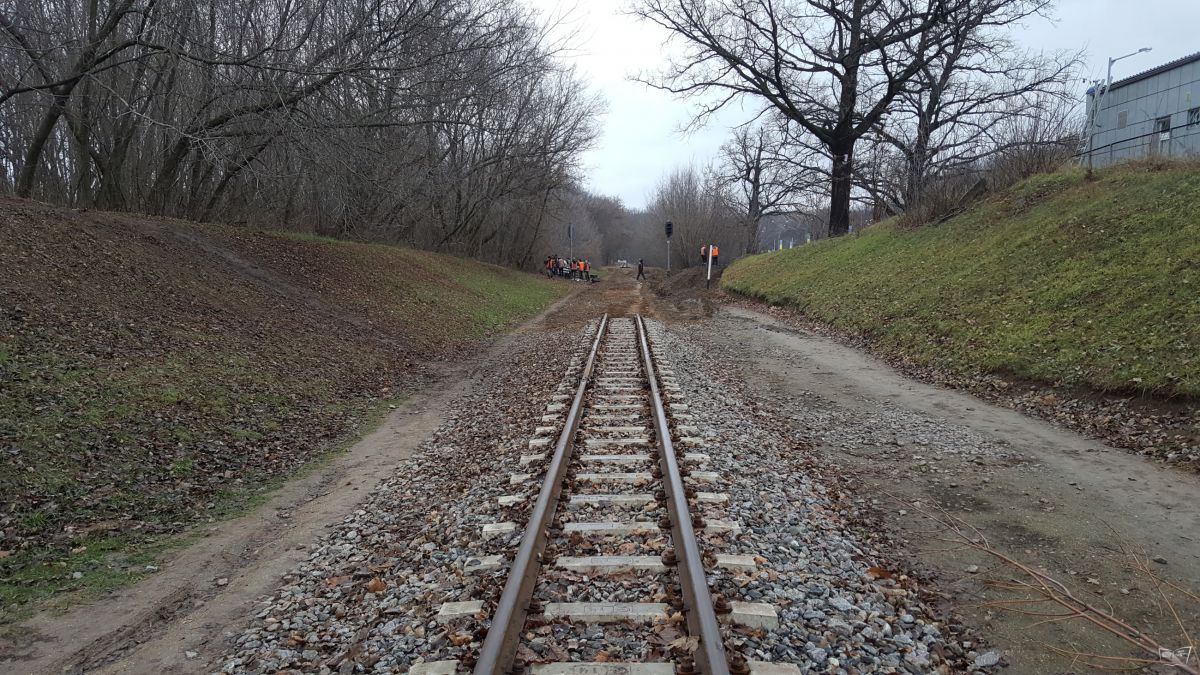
2,267,1197,674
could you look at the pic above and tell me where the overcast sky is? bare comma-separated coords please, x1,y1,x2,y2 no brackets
526,0,1200,210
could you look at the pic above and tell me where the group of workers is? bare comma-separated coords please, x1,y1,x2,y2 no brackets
545,255,594,281
543,244,721,283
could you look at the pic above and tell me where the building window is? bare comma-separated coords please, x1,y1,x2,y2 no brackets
1117,110,1128,128
1151,116,1171,155
1189,107,1200,126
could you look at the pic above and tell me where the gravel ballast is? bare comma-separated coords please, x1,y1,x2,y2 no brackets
644,321,982,674
218,318,986,674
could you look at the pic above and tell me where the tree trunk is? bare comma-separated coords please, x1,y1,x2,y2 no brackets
13,0,135,198
828,140,854,236
904,118,933,209
15,92,70,197
745,160,761,254
148,138,192,214
743,217,759,255
520,186,553,269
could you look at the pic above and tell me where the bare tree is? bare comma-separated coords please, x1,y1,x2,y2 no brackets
860,0,1078,213
648,163,742,267
1,0,151,198
0,0,602,268
632,0,972,237
719,122,822,253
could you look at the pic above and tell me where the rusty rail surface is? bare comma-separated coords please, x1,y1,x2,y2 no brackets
474,315,609,675
636,315,730,675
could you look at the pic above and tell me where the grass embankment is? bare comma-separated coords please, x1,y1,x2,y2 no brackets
0,200,564,619
723,163,1200,397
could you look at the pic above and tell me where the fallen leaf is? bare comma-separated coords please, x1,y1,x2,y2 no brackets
326,575,352,588
669,636,700,653
867,566,894,580
546,642,569,660
595,651,612,662
653,624,683,643
366,577,386,593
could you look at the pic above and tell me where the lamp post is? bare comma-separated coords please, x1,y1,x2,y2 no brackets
1108,48,1152,87
1086,47,1152,176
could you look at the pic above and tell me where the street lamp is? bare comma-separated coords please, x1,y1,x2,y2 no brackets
1108,47,1153,87
1086,47,1152,176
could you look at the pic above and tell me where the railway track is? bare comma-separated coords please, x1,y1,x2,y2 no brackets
420,316,788,675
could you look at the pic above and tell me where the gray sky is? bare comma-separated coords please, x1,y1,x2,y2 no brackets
527,0,1200,210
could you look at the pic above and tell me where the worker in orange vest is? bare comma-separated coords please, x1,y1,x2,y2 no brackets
711,244,719,267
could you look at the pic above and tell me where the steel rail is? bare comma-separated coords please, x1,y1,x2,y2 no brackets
474,314,609,675
636,315,730,675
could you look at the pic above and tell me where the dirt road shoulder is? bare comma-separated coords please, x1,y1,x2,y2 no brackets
697,305,1200,673
2,371,459,675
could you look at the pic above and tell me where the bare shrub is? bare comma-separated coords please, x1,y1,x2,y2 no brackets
987,99,1083,191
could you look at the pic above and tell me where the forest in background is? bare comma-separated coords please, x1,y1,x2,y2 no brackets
0,0,602,267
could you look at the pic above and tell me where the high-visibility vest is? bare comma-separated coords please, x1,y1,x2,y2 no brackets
711,245,719,257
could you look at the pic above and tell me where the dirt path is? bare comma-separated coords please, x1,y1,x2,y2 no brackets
707,305,1200,673
2,377,462,675
0,292,581,675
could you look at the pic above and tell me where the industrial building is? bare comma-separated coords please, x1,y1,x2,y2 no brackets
1084,52,1200,166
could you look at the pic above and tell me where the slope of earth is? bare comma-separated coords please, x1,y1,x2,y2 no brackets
0,198,565,621
722,162,1200,465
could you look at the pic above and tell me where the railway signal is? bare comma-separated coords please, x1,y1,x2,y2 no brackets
665,221,673,271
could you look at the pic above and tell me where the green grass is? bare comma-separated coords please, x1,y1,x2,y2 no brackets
722,162,1200,396
261,234,563,345
441,264,564,335
0,532,175,626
